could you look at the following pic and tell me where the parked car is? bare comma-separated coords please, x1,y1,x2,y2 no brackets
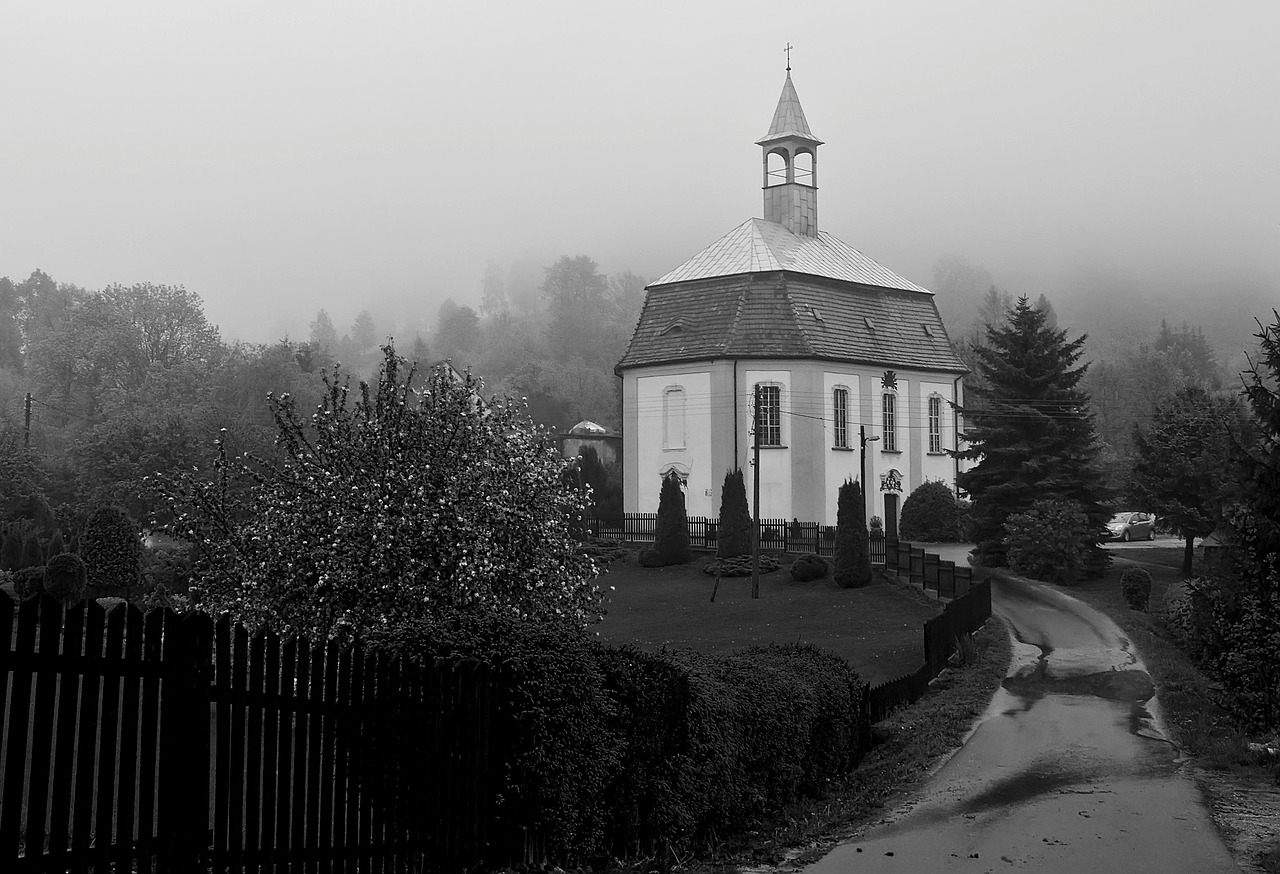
1104,511,1156,542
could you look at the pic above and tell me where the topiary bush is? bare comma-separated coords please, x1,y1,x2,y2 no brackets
790,553,829,582
45,553,87,605
833,480,871,589
638,546,665,568
899,480,966,542
1120,567,1152,611
1003,499,1092,584
716,469,753,559
652,472,691,566
80,505,142,597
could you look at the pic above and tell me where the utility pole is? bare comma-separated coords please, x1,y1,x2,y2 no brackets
751,385,761,599
24,392,32,448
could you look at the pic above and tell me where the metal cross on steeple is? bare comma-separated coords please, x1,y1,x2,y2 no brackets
785,42,793,71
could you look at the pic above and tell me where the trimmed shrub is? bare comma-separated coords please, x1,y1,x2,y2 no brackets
45,553,87,605
1003,499,1092,584
790,553,829,582
637,546,665,568
716,469,753,559
20,531,44,569
833,480,871,589
653,472,691,566
81,506,142,596
701,554,780,577
899,481,965,542
46,528,65,558
1120,567,1152,611
368,612,618,863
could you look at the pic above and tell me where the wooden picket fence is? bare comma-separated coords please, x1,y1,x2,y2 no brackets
0,593,508,873
596,513,888,565
866,542,992,723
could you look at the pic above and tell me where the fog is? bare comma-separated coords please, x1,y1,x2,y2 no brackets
4,1,1277,356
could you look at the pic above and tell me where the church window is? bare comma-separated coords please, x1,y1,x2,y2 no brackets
928,395,943,453
832,386,849,449
755,384,782,447
663,386,686,450
882,392,897,451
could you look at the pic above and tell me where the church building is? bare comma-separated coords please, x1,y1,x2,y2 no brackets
616,69,968,534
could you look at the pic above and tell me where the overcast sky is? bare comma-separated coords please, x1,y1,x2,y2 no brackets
4,1,1278,345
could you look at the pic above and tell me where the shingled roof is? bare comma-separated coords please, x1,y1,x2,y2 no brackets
618,214,965,373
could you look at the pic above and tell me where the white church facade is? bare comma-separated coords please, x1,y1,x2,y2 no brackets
616,70,968,535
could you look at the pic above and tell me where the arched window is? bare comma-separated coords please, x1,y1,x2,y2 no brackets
663,386,686,450
882,392,898,452
928,394,943,453
832,386,849,449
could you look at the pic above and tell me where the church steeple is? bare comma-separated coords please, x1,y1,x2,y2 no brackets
757,66,823,236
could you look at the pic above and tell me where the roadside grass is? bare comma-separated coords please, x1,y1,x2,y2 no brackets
595,553,940,685
1026,545,1280,874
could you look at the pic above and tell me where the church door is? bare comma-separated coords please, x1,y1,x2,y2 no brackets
883,493,899,541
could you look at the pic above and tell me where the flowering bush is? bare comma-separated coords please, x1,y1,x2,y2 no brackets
163,343,602,641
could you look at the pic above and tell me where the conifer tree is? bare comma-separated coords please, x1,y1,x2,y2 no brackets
957,296,1110,573
653,471,691,565
20,531,43,569
717,469,752,559
1237,310,1280,594
833,479,871,588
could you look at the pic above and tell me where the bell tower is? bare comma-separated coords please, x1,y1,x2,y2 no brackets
757,60,822,236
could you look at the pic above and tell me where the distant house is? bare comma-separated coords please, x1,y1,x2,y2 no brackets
559,420,621,467
615,67,967,534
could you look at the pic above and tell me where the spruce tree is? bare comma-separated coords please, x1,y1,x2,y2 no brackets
717,469,752,559
957,296,1110,573
833,479,871,588
20,531,43,569
1238,310,1280,593
653,471,691,566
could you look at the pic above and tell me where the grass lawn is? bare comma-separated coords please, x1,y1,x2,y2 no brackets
594,552,941,686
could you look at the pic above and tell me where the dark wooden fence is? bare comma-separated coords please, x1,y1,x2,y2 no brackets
597,513,888,564
0,593,507,873
866,542,992,723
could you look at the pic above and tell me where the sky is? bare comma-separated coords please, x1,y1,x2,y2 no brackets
4,0,1278,348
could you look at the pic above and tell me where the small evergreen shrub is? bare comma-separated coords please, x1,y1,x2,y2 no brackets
1120,567,1152,611
45,553,87,605
790,553,829,582
833,480,872,589
1003,499,1091,584
637,546,665,568
701,554,780,577
716,469,753,559
80,506,142,596
652,473,691,566
46,528,65,558
20,531,44,569
899,481,965,542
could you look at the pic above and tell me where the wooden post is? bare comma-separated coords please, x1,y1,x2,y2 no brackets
158,610,213,872
751,385,761,599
